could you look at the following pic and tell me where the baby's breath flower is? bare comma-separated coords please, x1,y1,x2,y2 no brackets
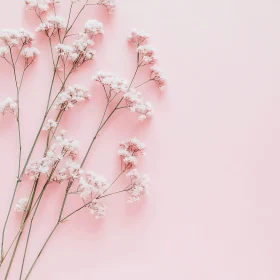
84,19,104,36
15,198,29,212
124,89,153,121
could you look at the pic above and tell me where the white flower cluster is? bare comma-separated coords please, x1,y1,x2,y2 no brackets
78,171,108,199
128,28,149,45
25,149,60,180
126,169,149,203
0,29,34,47
93,72,128,95
137,45,157,66
151,65,166,92
0,28,35,52
0,97,17,115
15,198,29,212
54,84,91,110
56,135,79,158
98,0,115,14
118,137,146,168
124,89,153,121
26,132,79,180
56,44,76,61
21,47,40,61
53,160,83,183
42,119,57,131
36,16,67,36
0,29,39,62
56,34,96,68
0,46,8,57
84,19,104,37
89,200,106,219
25,0,59,13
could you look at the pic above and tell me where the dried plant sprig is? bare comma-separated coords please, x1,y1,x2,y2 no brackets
0,2,166,279
1,0,111,271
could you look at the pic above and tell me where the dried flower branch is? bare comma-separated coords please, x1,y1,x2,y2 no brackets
0,1,166,279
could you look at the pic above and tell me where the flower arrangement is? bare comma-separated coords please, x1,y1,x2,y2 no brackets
0,0,166,278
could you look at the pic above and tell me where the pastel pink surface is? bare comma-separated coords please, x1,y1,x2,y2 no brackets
0,0,280,279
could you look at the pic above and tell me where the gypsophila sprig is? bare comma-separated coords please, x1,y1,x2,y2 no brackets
0,28,34,47
53,160,83,183
88,200,106,219
137,45,157,66
124,89,154,121
151,65,166,91
128,28,149,45
84,19,104,37
78,172,108,199
126,169,149,203
36,16,67,36
54,84,91,110
98,0,116,14
0,98,17,115
25,132,79,180
25,0,59,13
93,71,128,98
0,0,165,277
14,198,29,213
118,137,146,168
42,119,57,131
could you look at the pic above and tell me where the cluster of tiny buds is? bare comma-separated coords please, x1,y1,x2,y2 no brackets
55,32,98,69
0,29,39,62
93,71,128,96
126,169,149,203
118,137,146,168
42,119,57,131
128,28,166,91
97,0,116,14
15,197,29,213
26,0,115,15
124,89,153,121
0,97,17,115
35,16,67,36
25,0,59,14
54,84,91,110
25,130,79,180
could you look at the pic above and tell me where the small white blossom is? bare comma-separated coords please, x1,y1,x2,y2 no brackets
128,28,149,45
84,20,104,36
137,45,157,66
26,132,79,180
89,200,106,219
123,89,153,120
118,137,146,168
98,0,115,14
36,16,66,36
126,169,149,203
151,65,166,91
25,0,59,13
15,198,29,212
0,28,34,47
54,84,91,110
0,46,9,57
93,72,128,95
21,47,40,61
53,161,84,183
42,119,57,131
78,171,108,199
0,97,17,115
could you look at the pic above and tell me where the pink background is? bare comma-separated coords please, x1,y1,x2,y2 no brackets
0,0,280,279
